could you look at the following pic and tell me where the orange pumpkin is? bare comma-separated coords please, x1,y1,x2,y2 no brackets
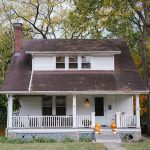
111,122,117,129
95,126,100,132
95,123,101,129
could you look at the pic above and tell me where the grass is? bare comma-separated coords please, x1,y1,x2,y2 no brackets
0,136,107,150
0,142,107,150
123,137,150,150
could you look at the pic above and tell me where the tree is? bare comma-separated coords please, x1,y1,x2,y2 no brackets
1,0,70,39
0,25,12,85
0,25,12,127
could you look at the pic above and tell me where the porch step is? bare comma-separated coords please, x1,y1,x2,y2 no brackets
95,131,121,143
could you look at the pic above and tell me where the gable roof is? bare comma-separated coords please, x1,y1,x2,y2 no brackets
0,39,148,94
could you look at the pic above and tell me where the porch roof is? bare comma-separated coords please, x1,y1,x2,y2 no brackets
31,70,146,92
0,39,148,94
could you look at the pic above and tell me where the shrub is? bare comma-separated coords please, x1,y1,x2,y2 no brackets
79,137,91,142
63,137,75,143
0,136,57,144
32,138,56,143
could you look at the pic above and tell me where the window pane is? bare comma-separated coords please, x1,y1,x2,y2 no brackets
82,56,90,63
56,56,65,62
82,63,91,68
69,56,77,62
69,63,78,68
56,107,66,115
42,107,52,116
56,96,66,106
56,63,65,68
42,96,52,106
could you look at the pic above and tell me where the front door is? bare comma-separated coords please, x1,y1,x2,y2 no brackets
95,97,107,125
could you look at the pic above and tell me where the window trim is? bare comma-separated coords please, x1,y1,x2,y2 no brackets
55,56,91,70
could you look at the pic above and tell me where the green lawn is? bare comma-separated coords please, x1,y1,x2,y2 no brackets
123,138,150,150
0,142,107,150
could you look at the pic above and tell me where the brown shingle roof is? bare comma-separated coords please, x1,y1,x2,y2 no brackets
31,70,146,92
0,39,148,93
23,39,120,52
32,71,117,91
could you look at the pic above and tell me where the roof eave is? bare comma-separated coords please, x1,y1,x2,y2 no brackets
0,90,149,95
25,51,121,56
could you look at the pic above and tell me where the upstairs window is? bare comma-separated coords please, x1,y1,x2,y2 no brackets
56,56,65,69
81,56,91,69
69,56,78,69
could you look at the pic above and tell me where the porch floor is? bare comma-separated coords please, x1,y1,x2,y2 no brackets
8,127,140,133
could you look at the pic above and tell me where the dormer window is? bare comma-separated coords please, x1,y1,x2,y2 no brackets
81,56,91,69
56,56,65,69
69,56,78,69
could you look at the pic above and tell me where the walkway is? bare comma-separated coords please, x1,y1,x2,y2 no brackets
103,142,126,150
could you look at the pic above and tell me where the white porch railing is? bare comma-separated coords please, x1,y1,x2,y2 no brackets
116,112,136,128
12,114,94,128
12,116,73,128
120,115,136,127
76,115,92,128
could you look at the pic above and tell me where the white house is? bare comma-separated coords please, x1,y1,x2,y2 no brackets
0,23,148,141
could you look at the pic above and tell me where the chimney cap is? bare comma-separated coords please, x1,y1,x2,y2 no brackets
14,23,23,27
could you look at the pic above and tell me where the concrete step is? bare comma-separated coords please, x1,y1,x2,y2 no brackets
95,132,121,143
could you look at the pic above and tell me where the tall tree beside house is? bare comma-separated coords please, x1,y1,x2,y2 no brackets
0,26,12,85
0,26,12,128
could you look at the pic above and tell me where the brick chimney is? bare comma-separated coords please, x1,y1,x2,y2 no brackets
14,23,22,53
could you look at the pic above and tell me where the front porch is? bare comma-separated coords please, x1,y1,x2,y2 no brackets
7,94,141,130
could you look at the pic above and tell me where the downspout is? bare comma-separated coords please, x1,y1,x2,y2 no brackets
28,70,34,92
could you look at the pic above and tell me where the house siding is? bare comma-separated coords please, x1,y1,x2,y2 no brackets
91,56,114,70
19,96,42,116
32,56,114,71
32,56,55,70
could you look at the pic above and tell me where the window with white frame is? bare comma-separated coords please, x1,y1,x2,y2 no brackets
69,56,78,69
56,96,66,115
56,56,65,69
55,56,91,70
81,56,91,69
42,96,52,116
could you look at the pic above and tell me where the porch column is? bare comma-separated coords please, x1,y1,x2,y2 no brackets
73,95,76,128
52,96,56,115
116,112,121,128
136,95,140,128
91,112,95,128
8,95,13,128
